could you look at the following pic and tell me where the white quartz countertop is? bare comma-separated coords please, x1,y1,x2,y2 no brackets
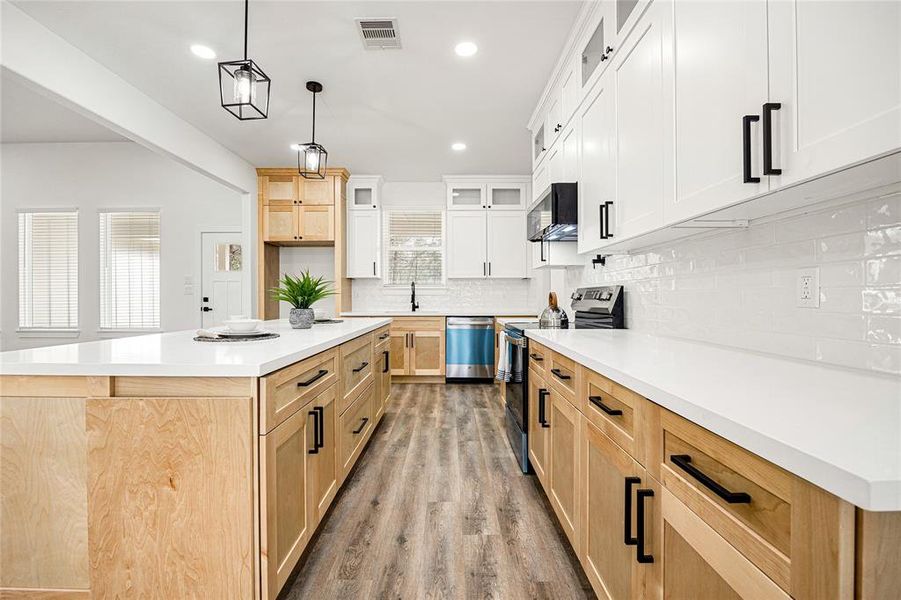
0,318,392,378
526,329,901,511
341,311,537,318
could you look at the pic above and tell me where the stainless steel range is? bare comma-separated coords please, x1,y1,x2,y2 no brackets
502,285,625,474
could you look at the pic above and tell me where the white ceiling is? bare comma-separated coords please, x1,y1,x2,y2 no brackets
12,1,581,180
1,70,126,143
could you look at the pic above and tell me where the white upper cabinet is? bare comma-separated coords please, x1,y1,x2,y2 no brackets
545,93,563,148
578,73,617,254
547,144,563,186
532,161,550,204
560,61,581,125
561,122,580,183
446,181,487,210
446,210,488,278
609,0,673,241
487,184,528,210
347,175,383,210
446,177,529,211
668,0,769,223
487,211,529,278
767,0,901,187
346,210,380,278
532,121,547,169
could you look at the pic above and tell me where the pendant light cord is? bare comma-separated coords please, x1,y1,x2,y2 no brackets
243,0,249,61
311,91,316,143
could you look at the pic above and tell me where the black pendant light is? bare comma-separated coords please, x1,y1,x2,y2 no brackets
297,81,328,179
218,0,270,120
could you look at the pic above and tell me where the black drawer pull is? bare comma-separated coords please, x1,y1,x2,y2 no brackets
538,388,550,428
352,417,369,435
352,361,369,373
297,369,328,387
378,332,389,340
382,350,390,373
315,406,324,450
624,476,641,545
742,114,760,183
528,353,544,362
762,102,782,176
550,368,571,381
670,454,751,504
636,489,654,564
589,395,623,416
308,409,320,454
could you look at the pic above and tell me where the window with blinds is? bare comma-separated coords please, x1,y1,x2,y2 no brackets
18,211,80,330
99,211,160,329
384,210,444,286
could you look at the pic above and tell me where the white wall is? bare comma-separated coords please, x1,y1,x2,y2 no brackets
350,181,551,316
278,247,337,318
0,141,244,350
562,190,901,375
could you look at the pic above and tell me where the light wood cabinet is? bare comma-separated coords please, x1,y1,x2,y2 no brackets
263,203,298,243
307,384,338,528
411,331,444,375
261,403,311,600
548,389,581,549
260,173,336,244
339,334,374,414
527,371,550,487
298,205,334,241
374,329,391,421
389,330,410,376
389,317,446,379
339,381,375,480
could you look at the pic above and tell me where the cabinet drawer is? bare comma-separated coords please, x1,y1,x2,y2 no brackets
372,326,391,348
527,341,548,378
390,316,445,332
660,410,793,592
339,334,374,414
580,367,649,463
260,349,337,433
548,351,577,400
339,381,374,479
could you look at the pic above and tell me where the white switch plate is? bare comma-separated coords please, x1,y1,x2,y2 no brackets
797,267,820,308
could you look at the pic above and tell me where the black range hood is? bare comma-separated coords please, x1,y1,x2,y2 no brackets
527,182,578,242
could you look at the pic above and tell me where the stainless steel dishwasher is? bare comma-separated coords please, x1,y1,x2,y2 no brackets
445,317,495,381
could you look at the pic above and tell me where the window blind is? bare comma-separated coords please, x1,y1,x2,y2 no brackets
385,211,444,286
99,211,160,329
17,211,79,329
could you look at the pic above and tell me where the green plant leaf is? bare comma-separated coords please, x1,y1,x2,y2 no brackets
270,270,335,309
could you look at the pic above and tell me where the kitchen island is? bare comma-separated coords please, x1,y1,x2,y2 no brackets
0,317,392,599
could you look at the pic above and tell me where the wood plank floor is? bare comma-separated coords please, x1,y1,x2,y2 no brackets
280,383,594,599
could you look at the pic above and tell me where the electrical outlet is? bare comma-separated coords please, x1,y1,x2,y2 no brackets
797,267,820,308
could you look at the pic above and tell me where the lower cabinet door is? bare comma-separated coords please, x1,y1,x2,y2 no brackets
307,384,338,527
660,487,789,600
375,344,391,419
411,330,444,376
548,391,581,548
260,406,311,600
389,331,410,375
339,382,375,481
582,421,660,600
527,372,550,486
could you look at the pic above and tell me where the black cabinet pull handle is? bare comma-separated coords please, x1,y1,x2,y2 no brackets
315,406,324,450
540,240,546,262
298,369,328,387
550,368,571,381
382,350,390,373
604,201,614,239
308,409,320,454
352,361,369,373
352,417,369,435
373,261,377,276
378,332,389,340
589,395,623,416
624,476,641,545
670,454,751,504
762,102,782,176
599,204,607,240
538,388,550,428
742,114,761,183
528,353,544,362
636,489,654,563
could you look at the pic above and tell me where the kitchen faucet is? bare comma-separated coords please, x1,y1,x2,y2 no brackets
410,281,419,312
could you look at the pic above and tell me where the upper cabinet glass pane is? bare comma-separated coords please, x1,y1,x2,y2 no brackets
451,188,482,206
617,0,638,32
533,125,545,159
353,188,373,207
582,18,605,85
491,188,521,207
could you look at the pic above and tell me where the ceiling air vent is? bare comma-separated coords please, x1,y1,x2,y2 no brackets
356,18,401,50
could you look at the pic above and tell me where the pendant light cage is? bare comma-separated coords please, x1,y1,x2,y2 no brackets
298,81,328,179
218,0,270,120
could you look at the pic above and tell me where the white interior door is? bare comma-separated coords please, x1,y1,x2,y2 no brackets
201,231,245,328
669,0,769,223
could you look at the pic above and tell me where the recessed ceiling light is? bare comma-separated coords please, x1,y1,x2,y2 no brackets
190,44,216,59
451,142,467,151
454,41,478,57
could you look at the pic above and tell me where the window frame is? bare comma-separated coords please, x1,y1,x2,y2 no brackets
97,208,162,332
16,208,80,333
381,208,447,289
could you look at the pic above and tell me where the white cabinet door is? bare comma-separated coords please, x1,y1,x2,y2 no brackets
447,183,487,210
487,211,528,278
548,145,563,185
668,0,769,224
578,73,617,254
546,93,563,147
346,210,380,278
610,0,673,240
532,122,547,168
561,123,580,183
532,162,550,203
447,210,488,278
560,62,581,125
487,184,527,210
768,0,901,187
347,176,382,210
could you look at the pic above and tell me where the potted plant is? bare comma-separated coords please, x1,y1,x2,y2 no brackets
271,271,335,329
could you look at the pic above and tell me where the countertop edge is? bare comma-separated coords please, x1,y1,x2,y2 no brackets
526,330,901,512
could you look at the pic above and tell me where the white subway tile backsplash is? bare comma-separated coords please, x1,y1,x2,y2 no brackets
564,192,901,374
